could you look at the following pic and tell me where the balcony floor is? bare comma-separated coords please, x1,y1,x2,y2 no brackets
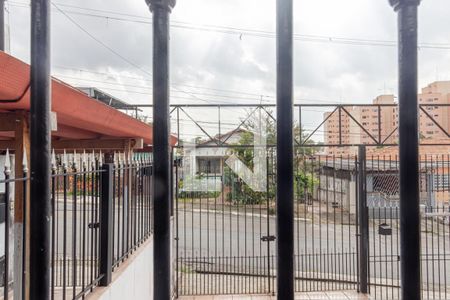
178,291,369,300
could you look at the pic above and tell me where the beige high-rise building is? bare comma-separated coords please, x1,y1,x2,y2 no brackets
418,81,450,141
323,81,450,156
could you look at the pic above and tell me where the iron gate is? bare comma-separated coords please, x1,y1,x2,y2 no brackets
367,154,450,299
174,148,361,296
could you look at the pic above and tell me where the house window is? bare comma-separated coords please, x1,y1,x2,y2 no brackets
197,158,221,174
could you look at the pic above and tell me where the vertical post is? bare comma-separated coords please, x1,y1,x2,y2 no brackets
426,173,435,208
0,0,4,51
276,0,294,298
146,1,176,299
3,151,11,300
13,114,29,300
389,1,422,299
29,0,51,299
99,163,113,286
358,146,369,293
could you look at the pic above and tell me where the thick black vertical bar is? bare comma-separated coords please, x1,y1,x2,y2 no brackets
22,167,28,299
4,167,10,300
99,163,113,286
0,0,4,51
358,146,369,293
389,1,422,299
276,0,294,298
29,0,51,299
146,1,175,299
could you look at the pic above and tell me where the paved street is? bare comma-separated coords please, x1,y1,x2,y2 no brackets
176,206,450,295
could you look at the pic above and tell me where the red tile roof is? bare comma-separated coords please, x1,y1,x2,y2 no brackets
0,52,177,146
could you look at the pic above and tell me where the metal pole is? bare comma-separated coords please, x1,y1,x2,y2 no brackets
146,1,175,299
99,163,114,286
358,145,369,293
389,1,422,299
276,0,294,298
0,0,4,51
4,152,11,300
29,0,51,299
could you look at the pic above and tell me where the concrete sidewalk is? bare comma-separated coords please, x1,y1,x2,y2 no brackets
179,291,369,300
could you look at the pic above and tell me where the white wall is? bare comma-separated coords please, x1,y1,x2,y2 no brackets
89,239,154,300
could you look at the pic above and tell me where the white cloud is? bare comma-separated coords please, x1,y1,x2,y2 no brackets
5,0,450,141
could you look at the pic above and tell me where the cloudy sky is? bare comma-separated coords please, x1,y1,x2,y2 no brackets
4,0,450,141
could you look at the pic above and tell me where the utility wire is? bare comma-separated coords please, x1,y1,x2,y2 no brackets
51,3,150,77
51,2,214,104
57,76,344,104
10,1,450,50
54,65,278,99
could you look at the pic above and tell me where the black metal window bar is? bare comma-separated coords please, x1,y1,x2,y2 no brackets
0,151,153,300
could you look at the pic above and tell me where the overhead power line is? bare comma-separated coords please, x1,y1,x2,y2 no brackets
54,72,345,104
54,65,277,99
10,0,450,50
50,2,217,104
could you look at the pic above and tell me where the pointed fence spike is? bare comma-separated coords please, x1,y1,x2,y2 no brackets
99,150,103,165
73,150,77,169
4,149,11,173
91,150,95,166
23,147,29,171
51,149,57,169
82,150,87,167
63,149,68,168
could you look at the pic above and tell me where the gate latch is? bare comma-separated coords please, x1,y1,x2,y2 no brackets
261,235,276,242
88,222,100,229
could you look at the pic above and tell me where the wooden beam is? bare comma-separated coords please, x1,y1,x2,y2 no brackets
0,140,14,150
0,111,56,132
52,138,144,150
0,112,23,131
13,112,30,300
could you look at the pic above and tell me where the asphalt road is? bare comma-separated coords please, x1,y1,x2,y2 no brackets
176,207,450,287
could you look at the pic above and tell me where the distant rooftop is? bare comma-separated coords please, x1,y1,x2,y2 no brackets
77,87,140,111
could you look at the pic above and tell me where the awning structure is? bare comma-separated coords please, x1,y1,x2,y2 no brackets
0,51,177,151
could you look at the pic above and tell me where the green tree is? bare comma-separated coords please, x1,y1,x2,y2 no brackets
224,109,319,204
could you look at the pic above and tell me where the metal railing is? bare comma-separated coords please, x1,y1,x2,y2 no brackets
364,154,450,300
112,159,153,269
174,147,450,298
174,148,360,296
1,152,153,300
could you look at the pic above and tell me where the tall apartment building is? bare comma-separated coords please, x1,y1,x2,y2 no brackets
323,81,450,155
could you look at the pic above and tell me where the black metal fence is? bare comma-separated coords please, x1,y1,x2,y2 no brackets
366,154,450,300
174,148,360,296
174,147,450,298
112,158,153,270
0,152,153,300
51,155,104,300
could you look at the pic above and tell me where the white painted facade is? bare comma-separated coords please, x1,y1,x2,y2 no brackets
89,239,154,300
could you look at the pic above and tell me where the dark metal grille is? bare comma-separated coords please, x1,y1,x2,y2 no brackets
50,156,103,300
174,149,450,298
175,148,360,296
1,152,153,300
367,155,450,300
112,158,154,269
